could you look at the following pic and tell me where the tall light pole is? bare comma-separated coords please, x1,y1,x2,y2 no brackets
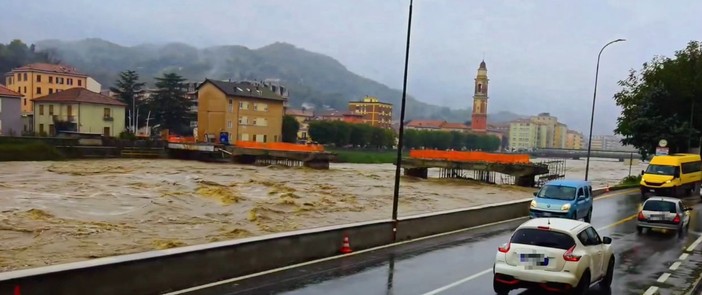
584,38,626,181
391,0,413,240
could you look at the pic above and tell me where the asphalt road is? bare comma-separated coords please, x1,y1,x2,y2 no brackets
171,189,702,295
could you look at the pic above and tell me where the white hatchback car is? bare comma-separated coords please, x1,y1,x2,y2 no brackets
637,196,692,235
493,218,615,295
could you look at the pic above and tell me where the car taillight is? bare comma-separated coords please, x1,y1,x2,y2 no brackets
637,211,645,221
563,245,581,262
673,214,681,224
498,242,511,253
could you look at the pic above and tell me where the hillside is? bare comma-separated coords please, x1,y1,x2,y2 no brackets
32,38,524,123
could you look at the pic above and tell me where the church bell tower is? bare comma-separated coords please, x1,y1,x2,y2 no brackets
471,60,489,133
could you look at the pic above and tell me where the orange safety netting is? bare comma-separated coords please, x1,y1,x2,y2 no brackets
235,141,325,153
167,136,196,143
409,149,530,164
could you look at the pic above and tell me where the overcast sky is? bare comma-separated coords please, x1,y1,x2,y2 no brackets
1,0,700,135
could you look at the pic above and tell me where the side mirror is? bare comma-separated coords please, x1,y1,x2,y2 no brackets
641,170,645,176
533,192,537,197
602,236,612,245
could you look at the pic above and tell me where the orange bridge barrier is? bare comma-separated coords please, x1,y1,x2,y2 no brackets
167,136,195,143
235,141,325,153
409,149,530,164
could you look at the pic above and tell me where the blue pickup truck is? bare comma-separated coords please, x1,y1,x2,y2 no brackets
529,179,594,222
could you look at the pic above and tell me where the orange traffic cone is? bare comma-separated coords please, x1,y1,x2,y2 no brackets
340,235,353,254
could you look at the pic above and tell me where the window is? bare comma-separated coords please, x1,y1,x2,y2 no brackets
39,124,44,133
227,120,232,128
103,108,111,118
681,161,702,174
78,80,82,86
49,76,53,84
16,73,20,81
23,87,26,94
643,200,677,213
23,73,27,81
239,101,249,110
49,105,54,115
67,78,73,86
263,134,267,142
67,105,72,116
239,116,248,125
274,135,278,142
103,127,110,137
510,228,575,250
228,99,233,112
36,75,41,82
39,105,44,115
49,88,54,94
241,133,250,141
36,87,42,95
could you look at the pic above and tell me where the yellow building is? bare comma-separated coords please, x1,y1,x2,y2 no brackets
197,79,286,143
566,130,584,150
508,119,539,150
348,96,393,128
553,123,568,149
285,108,314,140
32,88,126,136
4,63,90,114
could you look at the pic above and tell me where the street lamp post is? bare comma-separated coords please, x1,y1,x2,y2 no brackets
391,0,414,240
584,38,626,181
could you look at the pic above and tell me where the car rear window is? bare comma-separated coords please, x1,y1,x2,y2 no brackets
643,200,677,213
510,228,576,250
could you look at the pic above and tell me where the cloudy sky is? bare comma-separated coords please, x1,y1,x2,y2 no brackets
1,0,700,134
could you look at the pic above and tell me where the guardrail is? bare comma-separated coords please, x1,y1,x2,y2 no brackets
0,187,623,295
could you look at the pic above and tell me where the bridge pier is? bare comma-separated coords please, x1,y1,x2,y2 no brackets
618,158,624,162
405,167,428,178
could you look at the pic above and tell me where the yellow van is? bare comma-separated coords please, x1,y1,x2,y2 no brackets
640,153,702,198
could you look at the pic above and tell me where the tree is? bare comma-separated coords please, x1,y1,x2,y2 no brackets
0,39,59,76
147,72,191,135
282,115,300,143
110,70,145,131
308,121,395,148
614,41,702,158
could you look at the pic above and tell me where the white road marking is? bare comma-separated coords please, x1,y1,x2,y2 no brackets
680,253,689,260
669,261,681,271
656,273,670,283
643,286,659,295
420,269,493,295
686,234,702,252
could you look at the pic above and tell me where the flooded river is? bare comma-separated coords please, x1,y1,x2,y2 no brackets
0,157,644,271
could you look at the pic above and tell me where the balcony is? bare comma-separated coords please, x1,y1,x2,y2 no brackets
51,115,76,122
103,116,114,121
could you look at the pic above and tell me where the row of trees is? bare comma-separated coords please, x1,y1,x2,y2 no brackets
614,41,702,158
308,121,396,148
404,129,501,151
110,70,194,135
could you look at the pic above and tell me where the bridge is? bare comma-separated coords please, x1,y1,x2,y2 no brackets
528,148,641,161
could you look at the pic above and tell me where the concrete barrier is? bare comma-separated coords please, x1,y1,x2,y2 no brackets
0,220,394,295
0,186,626,295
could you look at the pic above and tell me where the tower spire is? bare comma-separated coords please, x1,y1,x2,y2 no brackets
471,60,489,133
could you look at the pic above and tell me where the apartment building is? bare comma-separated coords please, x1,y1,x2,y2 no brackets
32,88,126,136
508,119,539,150
285,108,314,140
0,85,22,135
566,130,585,150
197,79,286,143
348,96,393,128
4,63,92,114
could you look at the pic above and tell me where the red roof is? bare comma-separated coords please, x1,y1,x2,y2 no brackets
441,122,470,129
33,88,126,106
9,63,87,77
0,85,21,98
405,120,446,129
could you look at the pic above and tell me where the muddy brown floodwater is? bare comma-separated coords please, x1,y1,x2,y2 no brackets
0,158,643,271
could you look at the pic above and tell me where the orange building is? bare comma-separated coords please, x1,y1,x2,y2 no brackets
348,96,393,128
4,63,91,114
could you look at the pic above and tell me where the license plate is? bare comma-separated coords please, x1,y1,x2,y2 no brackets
541,212,552,217
650,189,655,192
520,254,549,266
650,214,664,221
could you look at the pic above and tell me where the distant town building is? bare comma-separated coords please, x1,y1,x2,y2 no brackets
3,63,92,114
32,88,126,136
566,130,584,150
587,135,636,151
196,79,286,143
508,119,539,150
285,108,314,140
471,60,489,133
87,77,102,93
405,120,447,131
348,96,393,128
316,110,364,124
0,85,22,135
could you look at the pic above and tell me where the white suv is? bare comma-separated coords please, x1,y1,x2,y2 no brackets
493,218,615,294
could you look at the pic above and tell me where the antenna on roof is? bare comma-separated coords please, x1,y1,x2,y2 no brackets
547,218,551,226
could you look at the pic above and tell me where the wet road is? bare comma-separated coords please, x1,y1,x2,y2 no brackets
171,189,702,295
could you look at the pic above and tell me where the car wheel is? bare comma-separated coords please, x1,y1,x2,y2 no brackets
599,256,615,289
678,223,685,237
584,208,592,223
574,270,590,295
492,275,510,295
